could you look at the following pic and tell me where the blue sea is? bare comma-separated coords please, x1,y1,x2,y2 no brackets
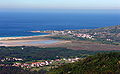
0,10,120,37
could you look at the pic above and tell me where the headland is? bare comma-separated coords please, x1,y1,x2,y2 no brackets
1,25,120,51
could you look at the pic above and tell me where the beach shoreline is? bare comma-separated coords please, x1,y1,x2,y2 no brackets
0,34,71,47
0,34,51,41
1,31,120,51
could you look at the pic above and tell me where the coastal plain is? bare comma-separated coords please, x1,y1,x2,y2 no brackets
1,34,120,51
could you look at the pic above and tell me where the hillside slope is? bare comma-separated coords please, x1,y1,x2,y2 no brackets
88,25,120,42
90,25,120,33
49,25,120,45
49,52,120,74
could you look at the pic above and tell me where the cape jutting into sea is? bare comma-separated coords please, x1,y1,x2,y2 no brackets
0,10,120,37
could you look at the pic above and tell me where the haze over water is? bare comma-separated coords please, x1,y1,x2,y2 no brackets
0,10,120,37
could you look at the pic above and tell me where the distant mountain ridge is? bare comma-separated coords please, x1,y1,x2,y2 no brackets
79,25,120,43
89,25,120,33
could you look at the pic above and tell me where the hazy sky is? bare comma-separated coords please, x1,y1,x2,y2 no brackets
0,0,120,10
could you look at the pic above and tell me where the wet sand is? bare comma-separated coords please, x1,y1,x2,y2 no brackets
0,34,70,47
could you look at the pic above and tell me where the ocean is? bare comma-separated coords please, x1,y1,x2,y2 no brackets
0,10,120,37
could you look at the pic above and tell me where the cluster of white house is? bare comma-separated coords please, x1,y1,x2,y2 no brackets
53,57,81,63
52,30,94,40
12,57,81,68
1,58,23,62
63,57,81,63
74,33,94,39
0,57,81,68
12,61,52,68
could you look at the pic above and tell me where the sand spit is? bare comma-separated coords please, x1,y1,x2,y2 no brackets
0,34,71,47
0,34,51,40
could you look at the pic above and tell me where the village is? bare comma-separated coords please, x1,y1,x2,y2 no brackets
0,57,81,69
50,30,95,40
30,29,115,42
47,30,114,41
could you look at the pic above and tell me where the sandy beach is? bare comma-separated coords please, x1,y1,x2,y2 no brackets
0,34,70,47
0,34,51,40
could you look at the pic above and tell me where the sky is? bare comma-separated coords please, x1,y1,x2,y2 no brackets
0,0,120,10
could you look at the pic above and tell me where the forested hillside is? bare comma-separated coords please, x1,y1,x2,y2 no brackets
0,46,99,60
49,52,120,74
